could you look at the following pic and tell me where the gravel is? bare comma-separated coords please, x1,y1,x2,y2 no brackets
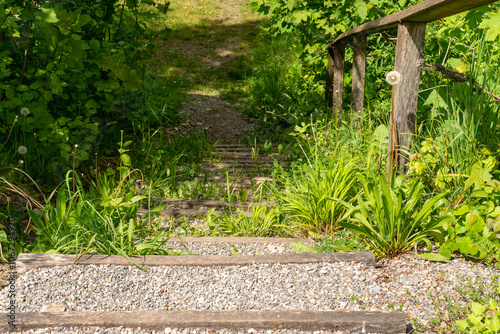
1,242,499,334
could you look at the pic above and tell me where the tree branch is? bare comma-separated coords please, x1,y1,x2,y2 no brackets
418,59,500,102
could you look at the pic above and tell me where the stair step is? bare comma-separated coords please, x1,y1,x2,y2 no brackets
2,310,407,333
177,175,276,182
15,252,376,274
215,152,289,160
203,160,288,166
215,147,252,152
137,207,251,218
166,236,311,244
150,197,267,209
197,167,273,174
214,144,248,148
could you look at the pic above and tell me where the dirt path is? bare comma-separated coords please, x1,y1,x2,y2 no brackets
152,0,265,143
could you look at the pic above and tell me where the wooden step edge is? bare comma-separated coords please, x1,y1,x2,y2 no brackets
15,252,376,275
215,148,252,152
166,236,312,244
199,168,273,173
150,197,268,208
177,167,274,173
203,160,290,165
215,144,248,148
176,176,277,183
137,208,252,218
176,181,255,189
1,310,407,333
215,152,290,159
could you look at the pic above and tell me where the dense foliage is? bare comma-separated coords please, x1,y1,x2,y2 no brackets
250,0,500,124
0,0,157,181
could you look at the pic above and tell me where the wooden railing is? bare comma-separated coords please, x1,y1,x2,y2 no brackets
325,0,497,171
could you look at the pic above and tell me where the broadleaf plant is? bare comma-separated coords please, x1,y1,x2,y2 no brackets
332,175,454,259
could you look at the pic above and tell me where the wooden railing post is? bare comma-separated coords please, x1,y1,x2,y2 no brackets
352,35,367,128
332,43,345,116
325,47,334,107
388,22,426,173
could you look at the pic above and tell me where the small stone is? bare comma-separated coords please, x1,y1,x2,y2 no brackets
372,285,382,293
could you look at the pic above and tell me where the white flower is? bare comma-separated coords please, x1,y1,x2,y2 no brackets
20,107,30,116
18,146,27,154
386,71,401,85
19,160,24,165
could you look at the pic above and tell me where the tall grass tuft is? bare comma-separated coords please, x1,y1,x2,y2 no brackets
275,147,358,236
27,171,171,270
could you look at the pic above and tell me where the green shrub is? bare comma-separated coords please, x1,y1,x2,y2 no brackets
0,1,155,181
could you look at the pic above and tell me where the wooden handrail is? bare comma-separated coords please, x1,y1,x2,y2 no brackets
330,0,497,46
325,0,497,173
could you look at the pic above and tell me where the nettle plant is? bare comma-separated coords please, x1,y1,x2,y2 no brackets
0,0,156,180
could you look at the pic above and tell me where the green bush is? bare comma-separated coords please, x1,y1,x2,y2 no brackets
0,0,155,181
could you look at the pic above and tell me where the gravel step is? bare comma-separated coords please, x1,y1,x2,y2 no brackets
15,252,376,274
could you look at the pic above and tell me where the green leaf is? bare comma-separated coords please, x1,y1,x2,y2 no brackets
355,0,368,20
424,89,448,110
471,302,485,316
290,241,318,253
121,153,131,167
43,91,53,101
455,319,468,330
35,7,59,23
491,316,500,332
228,242,239,255
89,39,100,50
464,162,492,190
286,0,299,11
479,11,500,41
439,244,452,260
292,10,310,24
413,253,449,261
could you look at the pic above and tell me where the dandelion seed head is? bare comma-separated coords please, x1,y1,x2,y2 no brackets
386,71,401,85
20,107,30,116
18,146,27,154
19,160,24,164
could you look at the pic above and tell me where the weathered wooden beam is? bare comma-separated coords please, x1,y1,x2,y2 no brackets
325,48,334,107
332,43,345,116
15,252,376,274
388,22,427,173
1,310,406,333
331,0,496,46
352,35,367,128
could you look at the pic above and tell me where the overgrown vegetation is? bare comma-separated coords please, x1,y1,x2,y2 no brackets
1,0,500,330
